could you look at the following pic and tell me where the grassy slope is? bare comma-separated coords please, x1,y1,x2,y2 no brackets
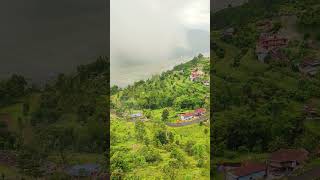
0,93,103,177
212,24,320,180
111,58,210,179
111,115,210,179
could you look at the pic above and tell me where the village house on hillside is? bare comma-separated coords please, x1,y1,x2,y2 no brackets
267,149,309,177
130,112,143,119
255,33,288,62
203,80,210,86
180,108,206,121
180,112,194,121
221,27,235,39
226,162,266,180
189,69,204,81
298,58,320,76
194,108,206,116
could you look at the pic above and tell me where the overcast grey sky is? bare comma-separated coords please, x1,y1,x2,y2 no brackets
111,0,210,87
0,0,108,83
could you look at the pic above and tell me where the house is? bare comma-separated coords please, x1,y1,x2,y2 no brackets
303,104,318,117
66,164,100,177
226,162,266,180
256,20,273,32
267,149,309,176
194,108,206,116
255,46,269,62
255,34,288,62
189,69,204,81
180,112,194,121
130,112,142,118
221,27,235,39
299,58,320,76
258,34,288,51
203,80,210,86
217,162,241,172
270,49,288,62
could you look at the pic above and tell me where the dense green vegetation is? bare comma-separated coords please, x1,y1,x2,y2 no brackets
212,0,320,179
111,55,210,179
0,57,109,179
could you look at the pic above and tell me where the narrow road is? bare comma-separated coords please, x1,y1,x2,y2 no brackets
166,116,208,127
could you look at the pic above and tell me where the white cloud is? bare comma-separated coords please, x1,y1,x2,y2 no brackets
110,0,209,86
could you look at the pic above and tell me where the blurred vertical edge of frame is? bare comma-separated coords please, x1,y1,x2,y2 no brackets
0,0,110,179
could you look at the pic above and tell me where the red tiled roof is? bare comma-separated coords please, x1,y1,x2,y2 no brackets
231,162,266,177
182,112,194,117
195,108,206,113
269,149,309,163
301,58,320,66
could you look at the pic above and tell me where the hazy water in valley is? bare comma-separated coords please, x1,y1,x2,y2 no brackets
111,29,210,88
111,52,209,88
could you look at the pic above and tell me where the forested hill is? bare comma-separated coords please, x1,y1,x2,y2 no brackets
211,0,319,30
111,54,210,113
0,56,109,178
211,0,320,172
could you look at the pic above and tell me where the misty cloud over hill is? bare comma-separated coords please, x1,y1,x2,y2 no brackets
111,0,209,87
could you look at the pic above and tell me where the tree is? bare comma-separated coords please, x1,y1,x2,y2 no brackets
162,160,181,180
154,130,169,145
139,146,161,163
170,148,186,166
161,108,169,122
5,74,28,98
17,147,46,177
22,102,30,116
198,53,204,59
135,121,146,142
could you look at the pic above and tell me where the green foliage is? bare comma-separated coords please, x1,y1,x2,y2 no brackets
170,148,186,166
162,159,181,180
135,121,146,142
211,0,320,159
139,146,162,163
298,6,320,27
161,109,169,122
212,42,225,59
0,74,28,106
17,146,46,177
211,0,287,29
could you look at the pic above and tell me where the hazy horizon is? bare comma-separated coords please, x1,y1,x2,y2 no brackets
111,0,210,87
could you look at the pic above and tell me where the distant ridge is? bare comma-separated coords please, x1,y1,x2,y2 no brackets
211,0,248,12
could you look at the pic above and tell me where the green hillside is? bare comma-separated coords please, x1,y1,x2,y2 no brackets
211,0,320,179
111,55,210,179
0,57,109,179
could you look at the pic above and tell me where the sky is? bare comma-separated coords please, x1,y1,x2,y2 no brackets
111,0,210,87
0,0,108,83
